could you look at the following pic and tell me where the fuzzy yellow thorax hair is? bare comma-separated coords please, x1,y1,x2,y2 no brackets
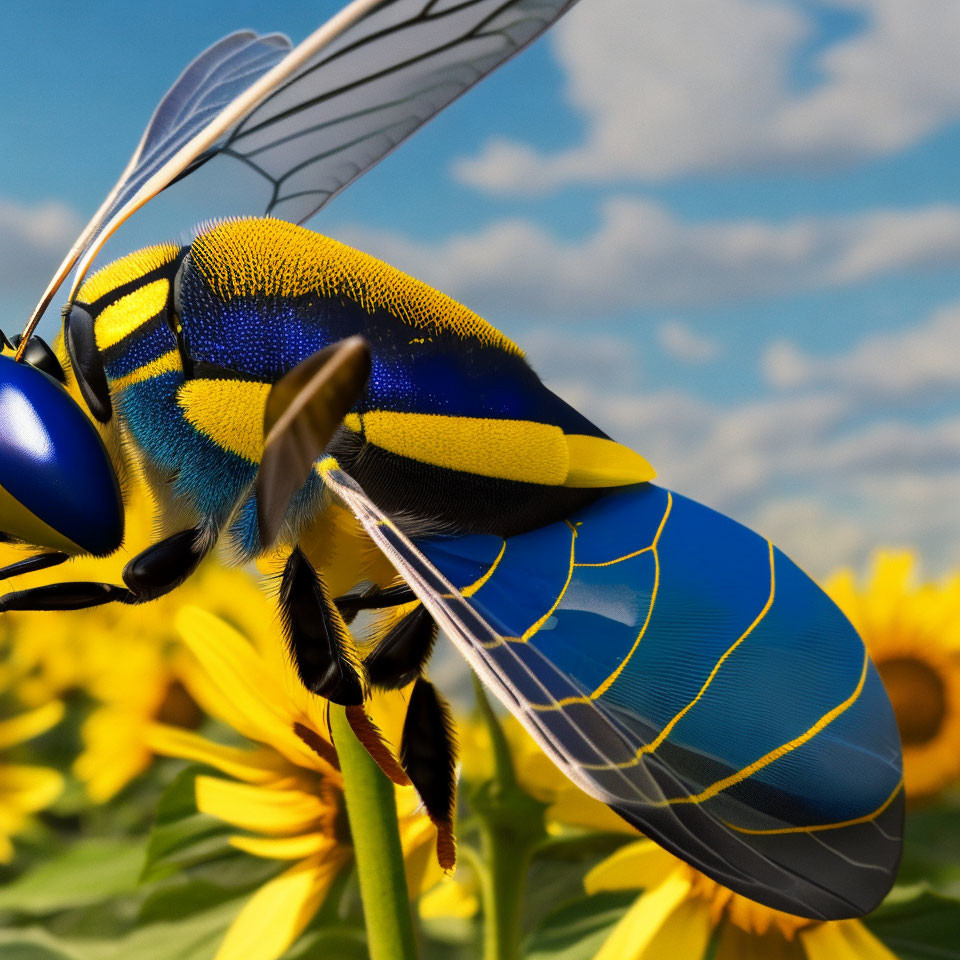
190,218,523,357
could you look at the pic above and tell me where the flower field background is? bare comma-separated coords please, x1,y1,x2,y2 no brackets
1,477,959,960
3,3,960,956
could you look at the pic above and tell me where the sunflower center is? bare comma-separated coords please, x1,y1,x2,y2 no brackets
877,655,946,745
686,866,812,938
155,680,204,729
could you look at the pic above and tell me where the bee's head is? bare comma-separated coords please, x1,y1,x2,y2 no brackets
0,336,123,556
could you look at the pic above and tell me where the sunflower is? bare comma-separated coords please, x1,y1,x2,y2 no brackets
826,550,960,799
0,698,64,862
73,561,276,801
0,468,277,801
585,840,897,960
483,711,904,960
148,605,445,960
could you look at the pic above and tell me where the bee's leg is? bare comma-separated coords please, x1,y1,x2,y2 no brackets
334,583,418,622
0,552,69,581
341,704,411,786
121,527,209,602
401,676,458,871
0,581,132,611
279,546,367,706
364,605,438,691
0,527,208,611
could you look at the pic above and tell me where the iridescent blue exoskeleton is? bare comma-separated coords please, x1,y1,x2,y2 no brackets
0,0,902,919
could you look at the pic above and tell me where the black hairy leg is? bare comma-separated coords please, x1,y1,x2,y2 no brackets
364,605,438,690
334,582,417,623
122,526,207,601
279,547,366,705
342,704,411,786
401,676,458,871
0,527,208,612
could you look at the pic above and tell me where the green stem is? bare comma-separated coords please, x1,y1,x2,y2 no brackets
470,677,546,960
330,705,418,960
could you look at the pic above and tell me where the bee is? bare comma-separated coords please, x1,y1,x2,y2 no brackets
0,0,902,918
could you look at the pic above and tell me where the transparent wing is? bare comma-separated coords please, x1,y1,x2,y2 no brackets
220,0,580,223
318,459,904,921
21,0,579,351
20,30,291,352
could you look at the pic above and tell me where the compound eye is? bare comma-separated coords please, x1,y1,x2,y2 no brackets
12,335,65,383
0,354,123,556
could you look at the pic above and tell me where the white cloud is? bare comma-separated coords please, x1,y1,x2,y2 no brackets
763,298,960,397
657,320,719,363
0,198,82,336
749,497,871,578
339,198,960,314
456,0,960,191
0,199,79,284
521,328,641,391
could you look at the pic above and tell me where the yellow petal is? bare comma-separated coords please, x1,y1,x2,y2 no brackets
801,920,898,960
639,897,712,960
196,776,330,837
229,833,336,861
74,706,152,802
146,724,292,784
585,841,678,894
546,789,636,834
0,700,64,749
0,764,64,812
214,849,350,960
366,688,413,757
175,608,318,770
400,811,445,898
866,551,917,628
594,871,692,960
419,877,479,920
0,831,15,863
74,741,149,804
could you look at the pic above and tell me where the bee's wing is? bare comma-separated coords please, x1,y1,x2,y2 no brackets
318,460,904,922
23,0,579,345
218,0,582,225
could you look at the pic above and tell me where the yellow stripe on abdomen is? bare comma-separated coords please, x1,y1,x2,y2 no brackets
345,410,656,488
356,411,569,485
564,434,655,487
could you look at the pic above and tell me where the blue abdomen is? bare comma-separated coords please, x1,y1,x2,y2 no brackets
415,483,903,917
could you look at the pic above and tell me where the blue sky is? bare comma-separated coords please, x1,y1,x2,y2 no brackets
2,0,959,578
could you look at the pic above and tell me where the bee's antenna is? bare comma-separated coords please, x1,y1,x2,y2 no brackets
0,553,69,581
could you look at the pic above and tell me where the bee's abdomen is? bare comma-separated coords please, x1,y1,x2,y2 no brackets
177,217,524,381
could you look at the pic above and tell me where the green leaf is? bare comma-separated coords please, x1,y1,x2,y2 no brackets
866,887,960,960
138,856,282,924
524,891,635,960
141,765,231,882
279,927,369,960
0,901,242,960
0,838,145,914
899,805,960,888
533,832,636,863
79,899,241,960
0,928,84,960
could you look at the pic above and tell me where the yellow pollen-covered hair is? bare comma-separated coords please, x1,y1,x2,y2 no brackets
77,243,180,306
189,218,524,357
